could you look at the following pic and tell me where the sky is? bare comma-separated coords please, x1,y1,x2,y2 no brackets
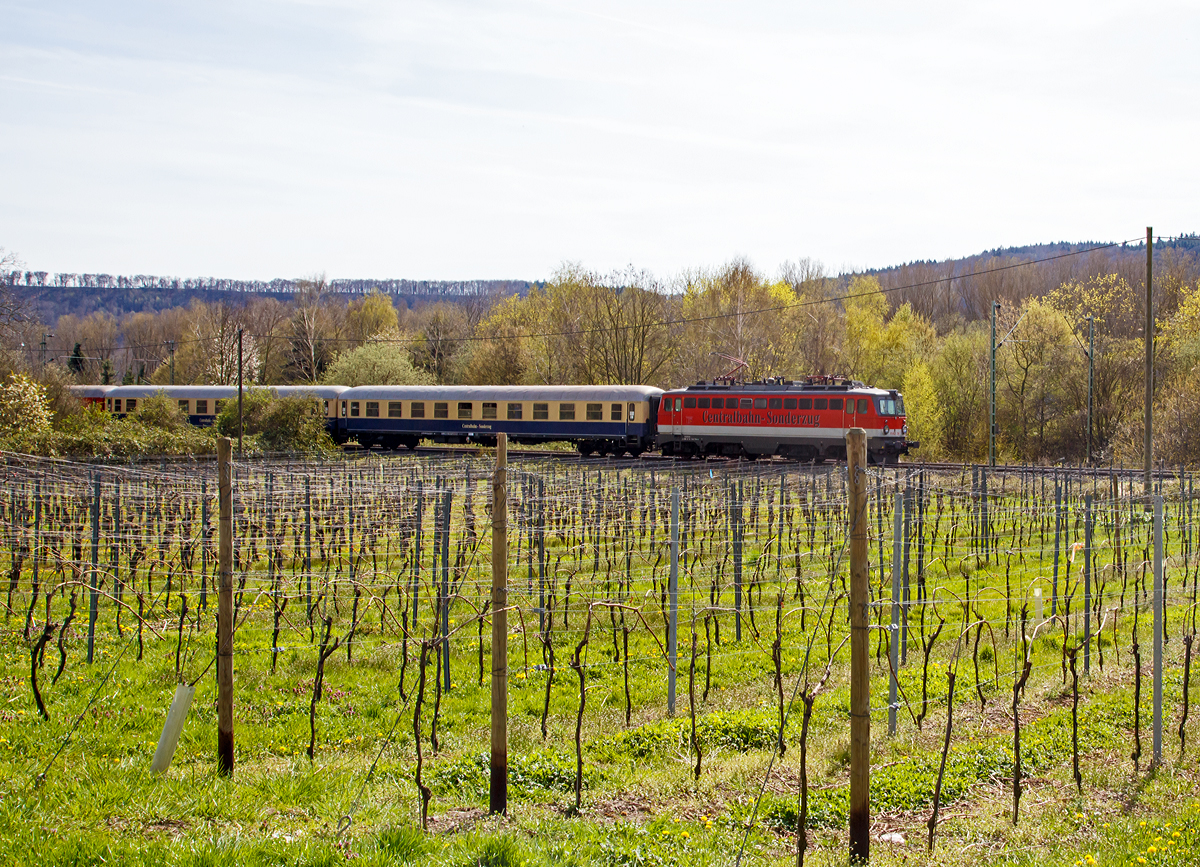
1,0,1197,282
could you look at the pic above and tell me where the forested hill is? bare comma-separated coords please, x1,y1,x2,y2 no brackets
0,276,535,324
856,236,1200,327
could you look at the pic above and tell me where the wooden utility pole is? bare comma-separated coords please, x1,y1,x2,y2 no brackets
490,434,508,814
217,437,234,776
847,428,870,863
1144,227,1153,496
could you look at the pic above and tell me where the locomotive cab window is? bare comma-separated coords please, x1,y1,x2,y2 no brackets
458,402,473,419
857,398,869,414
784,398,797,409
196,400,208,414
768,398,782,409
366,401,379,418
560,403,576,420
533,403,548,420
697,397,710,409
388,401,403,418
674,398,682,411
611,403,621,420
411,401,426,418
434,402,448,419
878,398,896,416
482,402,497,419
508,403,523,420
683,397,696,409
829,398,843,410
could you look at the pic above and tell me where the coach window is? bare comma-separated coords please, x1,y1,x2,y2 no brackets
683,397,696,409
366,401,379,418
482,402,497,419
611,403,622,420
739,398,752,409
113,398,121,412
829,398,843,411
798,398,812,410
350,401,360,417
508,403,523,420
106,398,112,411
411,401,425,418
434,402,449,419
458,402,473,419
586,403,602,420
323,400,330,415
533,403,548,420
813,398,827,410
784,398,797,409
628,402,636,421
857,398,870,414
196,399,208,414
768,397,782,409
178,400,189,414
697,397,710,409
125,398,137,411
560,403,576,420
388,401,403,418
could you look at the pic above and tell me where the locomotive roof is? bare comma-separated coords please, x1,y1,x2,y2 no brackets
668,379,895,395
339,384,663,402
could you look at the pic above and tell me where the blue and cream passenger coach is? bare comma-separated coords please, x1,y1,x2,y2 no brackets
337,385,663,455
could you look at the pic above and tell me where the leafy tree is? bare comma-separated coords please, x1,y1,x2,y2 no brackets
902,361,944,460
322,336,434,387
67,343,85,374
345,290,399,345
0,373,52,438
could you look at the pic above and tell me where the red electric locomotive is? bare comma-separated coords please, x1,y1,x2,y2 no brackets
655,375,915,463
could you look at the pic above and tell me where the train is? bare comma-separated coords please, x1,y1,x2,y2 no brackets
72,375,915,462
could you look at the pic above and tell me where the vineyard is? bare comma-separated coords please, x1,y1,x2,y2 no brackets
1,451,1199,867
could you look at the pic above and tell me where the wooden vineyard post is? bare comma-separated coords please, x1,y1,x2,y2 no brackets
889,490,902,737
846,428,870,863
87,478,99,664
490,433,508,815
217,437,234,776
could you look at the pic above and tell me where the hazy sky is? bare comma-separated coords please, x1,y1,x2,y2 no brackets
2,1,1196,281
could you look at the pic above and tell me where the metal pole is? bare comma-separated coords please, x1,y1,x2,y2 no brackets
846,428,870,864
990,301,999,467
217,437,234,776
490,434,508,815
1084,494,1092,675
1145,227,1153,497
668,487,679,717
1154,494,1163,767
1086,315,1094,465
169,340,175,385
441,489,452,692
889,490,902,737
237,328,244,457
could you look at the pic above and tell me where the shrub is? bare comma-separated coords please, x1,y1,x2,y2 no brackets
215,390,333,453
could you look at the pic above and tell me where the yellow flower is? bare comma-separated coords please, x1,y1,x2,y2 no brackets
1148,846,1157,854
1138,858,1146,864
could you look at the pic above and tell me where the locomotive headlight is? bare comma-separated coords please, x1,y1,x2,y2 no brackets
902,424,908,436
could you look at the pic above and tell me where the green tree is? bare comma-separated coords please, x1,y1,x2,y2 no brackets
322,336,434,387
216,390,333,452
902,361,944,460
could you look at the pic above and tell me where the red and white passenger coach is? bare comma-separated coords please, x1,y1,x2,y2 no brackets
655,375,915,463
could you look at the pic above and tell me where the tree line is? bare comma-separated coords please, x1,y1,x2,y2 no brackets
4,240,1200,466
